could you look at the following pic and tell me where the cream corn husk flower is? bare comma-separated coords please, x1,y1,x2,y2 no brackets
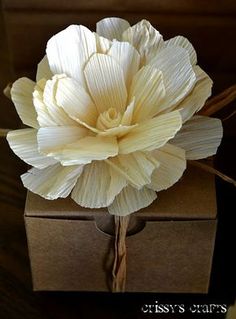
7,18,223,216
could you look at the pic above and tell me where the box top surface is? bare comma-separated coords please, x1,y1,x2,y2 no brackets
25,165,217,220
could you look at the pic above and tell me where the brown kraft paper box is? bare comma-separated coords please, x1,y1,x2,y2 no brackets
24,166,217,293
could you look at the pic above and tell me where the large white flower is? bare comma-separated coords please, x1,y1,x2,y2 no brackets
7,18,223,216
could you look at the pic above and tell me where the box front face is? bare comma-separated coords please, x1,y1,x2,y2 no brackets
24,167,217,292
25,217,216,293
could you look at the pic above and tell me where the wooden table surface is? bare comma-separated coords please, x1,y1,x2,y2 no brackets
0,4,235,319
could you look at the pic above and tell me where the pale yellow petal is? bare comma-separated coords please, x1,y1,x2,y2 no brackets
84,53,127,113
52,136,118,165
36,55,53,82
94,32,111,53
7,128,57,169
122,19,164,63
171,115,223,160
129,65,165,122
106,151,159,189
96,17,130,41
11,77,38,128
149,46,196,113
176,66,213,123
119,111,182,154
37,126,88,154
73,118,100,134
147,143,186,191
21,163,83,200
33,79,56,127
98,124,137,138
43,75,77,126
46,25,96,87
71,160,127,208
165,35,197,65
121,98,135,126
108,41,140,88
56,77,98,126
108,185,157,216
108,164,128,203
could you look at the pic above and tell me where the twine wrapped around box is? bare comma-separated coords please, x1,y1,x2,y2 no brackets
2,18,236,292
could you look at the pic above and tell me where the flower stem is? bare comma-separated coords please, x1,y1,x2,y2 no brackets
112,215,130,292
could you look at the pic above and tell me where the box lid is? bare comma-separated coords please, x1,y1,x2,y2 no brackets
25,165,217,220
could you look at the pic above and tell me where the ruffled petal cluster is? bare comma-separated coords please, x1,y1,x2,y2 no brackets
7,18,223,216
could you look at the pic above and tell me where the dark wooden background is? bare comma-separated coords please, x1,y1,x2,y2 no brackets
0,0,235,318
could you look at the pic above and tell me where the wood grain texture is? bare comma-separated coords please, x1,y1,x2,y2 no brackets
2,0,236,15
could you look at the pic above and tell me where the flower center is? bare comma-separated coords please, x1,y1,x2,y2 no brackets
96,108,122,130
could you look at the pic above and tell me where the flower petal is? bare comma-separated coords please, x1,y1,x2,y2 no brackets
94,33,111,53
36,55,53,82
122,19,164,63
129,65,165,122
96,17,130,41
56,77,98,126
176,66,213,123
33,79,56,127
98,124,137,138
108,41,140,88
165,36,197,65
84,53,127,113
149,45,196,113
21,163,83,200
11,78,38,128
71,160,127,208
46,25,96,87
121,98,135,126
106,151,159,189
108,185,157,216
43,75,77,126
171,115,223,160
119,110,182,154
52,136,118,165
147,143,186,192
7,128,57,169
37,126,88,154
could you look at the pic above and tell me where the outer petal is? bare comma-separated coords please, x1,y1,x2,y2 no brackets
84,53,127,113
129,65,165,122
33,79,56,127
52,136,118,165
46,25,96,87
37,126,88,154
118,110,182,154
43,75,77,126
165,36,197,65
94,33,111,53
7,128,57,169
149,46,196,113
108,185,157,216
11,78,38,128
36,55,53,82
21,163,83,200
171,115,223,160
108,41,140,88
71,161,127,208
176,66,213,123
96,17,130,41
106,151,159,189
122,19,164,63
147,143,186,192
56,77,98,126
